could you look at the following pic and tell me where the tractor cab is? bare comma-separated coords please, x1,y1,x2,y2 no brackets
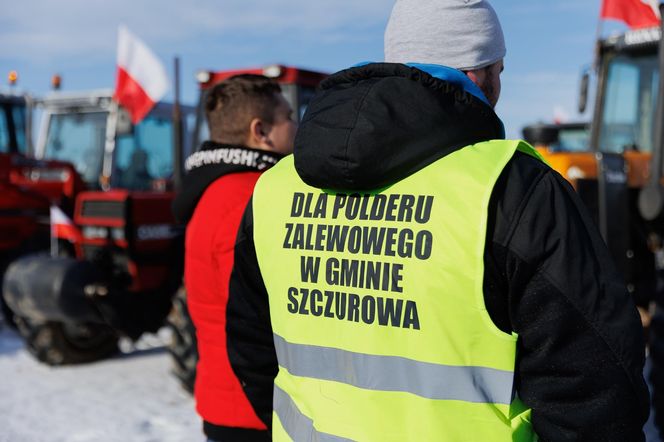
523,28,659,190
35,90,195,191
523,26,664,307
591,27,660,189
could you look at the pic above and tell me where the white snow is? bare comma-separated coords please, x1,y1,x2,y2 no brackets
3,318,658,442
0,324,200,442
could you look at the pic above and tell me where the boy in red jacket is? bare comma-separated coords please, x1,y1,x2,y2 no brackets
172,75,296,441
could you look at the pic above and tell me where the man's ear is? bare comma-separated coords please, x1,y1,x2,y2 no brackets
248,118,270,147
465,68,486,89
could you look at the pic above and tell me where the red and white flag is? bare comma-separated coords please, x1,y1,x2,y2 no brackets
601,0,661,29
114,25,169,124
50,205,82,243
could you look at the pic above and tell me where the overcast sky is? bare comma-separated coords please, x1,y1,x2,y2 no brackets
0,0,626,138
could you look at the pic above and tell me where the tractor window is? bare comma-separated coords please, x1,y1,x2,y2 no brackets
599,53,658,154
280,84,298,121
297,86,318,121
113,115,174,190
278,84,317,122
44,111,107,184
194,104,210,151
12,105,27,154
554,127,590,152
184,112,196,159
0,107,10,153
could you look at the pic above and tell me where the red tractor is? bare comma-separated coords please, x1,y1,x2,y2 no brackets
0,90,84,325
167,65,327,392
2,89,196,364
0,92,41,264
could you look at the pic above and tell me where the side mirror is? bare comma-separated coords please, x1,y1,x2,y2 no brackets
116,107,133,136
578,69,590,114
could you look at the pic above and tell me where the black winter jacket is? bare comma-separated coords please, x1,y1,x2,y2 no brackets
227,63,650,441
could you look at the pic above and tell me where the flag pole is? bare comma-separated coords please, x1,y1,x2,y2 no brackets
589,1,606,153
172,56,183,193
50,208,58,258
593,0,605,72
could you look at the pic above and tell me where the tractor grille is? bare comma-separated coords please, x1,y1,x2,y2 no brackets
80,200,125,219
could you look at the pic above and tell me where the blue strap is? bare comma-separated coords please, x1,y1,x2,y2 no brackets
406,63,489,105
353,61,505,138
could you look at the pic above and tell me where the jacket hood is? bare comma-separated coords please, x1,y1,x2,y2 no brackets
172,142,282,224
293,63,505,191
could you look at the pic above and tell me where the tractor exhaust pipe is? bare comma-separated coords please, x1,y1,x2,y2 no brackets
172,56,184,193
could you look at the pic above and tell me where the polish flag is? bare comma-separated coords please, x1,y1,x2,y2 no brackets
601,0,661,29
50,205,82,243
114,25,169,124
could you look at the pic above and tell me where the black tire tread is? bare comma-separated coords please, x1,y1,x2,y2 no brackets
167,288,198,394
15,318,118,366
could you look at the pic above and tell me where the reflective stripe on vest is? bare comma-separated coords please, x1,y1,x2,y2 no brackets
253,140,542,441
273,333,514,404
274,384,352,442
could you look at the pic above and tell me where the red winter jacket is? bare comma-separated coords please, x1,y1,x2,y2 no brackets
175,142,283,441
185,172,264,434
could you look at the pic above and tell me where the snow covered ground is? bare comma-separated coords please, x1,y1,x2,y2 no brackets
0,323,200,442
1,317,662,442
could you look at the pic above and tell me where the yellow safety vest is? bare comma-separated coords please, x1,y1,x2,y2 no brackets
252,139,543,441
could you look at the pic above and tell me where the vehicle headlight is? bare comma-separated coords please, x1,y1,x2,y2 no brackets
111,227,125,241
82,226,108,239
23,167,70,182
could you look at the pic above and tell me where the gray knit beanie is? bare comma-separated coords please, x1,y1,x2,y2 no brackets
384,0,506,71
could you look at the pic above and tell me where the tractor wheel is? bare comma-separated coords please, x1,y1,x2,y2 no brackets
167,288,198,394
14,318,118,365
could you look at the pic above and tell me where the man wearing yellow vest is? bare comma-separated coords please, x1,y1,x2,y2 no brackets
226,1,650,440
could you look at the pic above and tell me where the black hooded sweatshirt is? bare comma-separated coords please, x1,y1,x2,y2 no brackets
227,63,649,441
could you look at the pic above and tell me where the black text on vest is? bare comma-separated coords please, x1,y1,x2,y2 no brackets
282,191,435,331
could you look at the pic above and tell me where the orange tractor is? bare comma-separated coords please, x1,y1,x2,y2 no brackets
521,26,664,311
558,20,664,433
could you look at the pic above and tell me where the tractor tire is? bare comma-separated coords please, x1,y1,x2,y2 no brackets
14,317,118,365
167,288,198,394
